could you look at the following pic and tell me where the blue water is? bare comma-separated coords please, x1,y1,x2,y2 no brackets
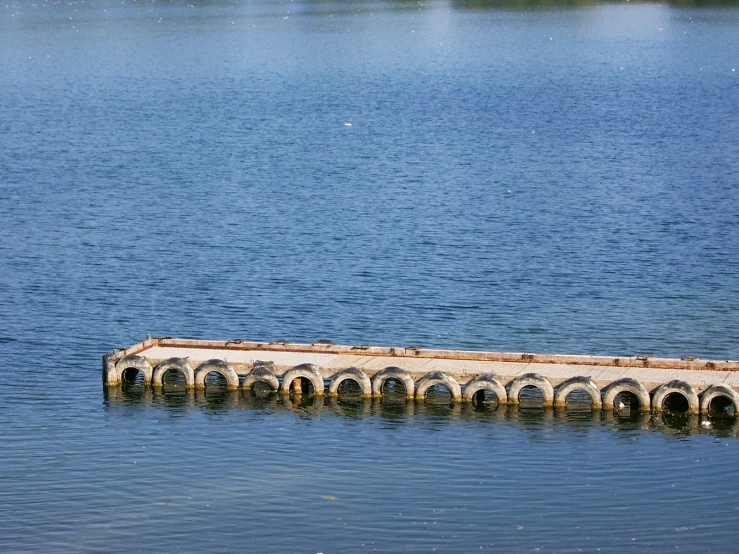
1,0,739,551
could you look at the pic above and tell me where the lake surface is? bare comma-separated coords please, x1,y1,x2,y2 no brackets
1,0,738,551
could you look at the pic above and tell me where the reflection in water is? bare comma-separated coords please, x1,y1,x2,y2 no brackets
194,389,240,410
328,398,373,419
656,410,699,437
506,405,555,428
153,387,194,409
602,411,652,433
103,388,739,438
703,418,739,438
463,402,508,421
372,399,416,420
280,394,325,418
414,401,462,420
240,387,281,411
558,407,602,426
116,382,152,405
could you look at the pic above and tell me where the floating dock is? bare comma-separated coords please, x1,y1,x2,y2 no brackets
103,337,739,415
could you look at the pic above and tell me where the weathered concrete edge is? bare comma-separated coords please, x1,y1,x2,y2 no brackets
103,336,739,374
102,336,160,385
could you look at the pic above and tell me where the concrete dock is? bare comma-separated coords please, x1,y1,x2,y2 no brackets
103,337,739,415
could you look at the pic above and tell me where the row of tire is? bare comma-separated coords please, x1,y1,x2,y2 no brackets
106,355,739,415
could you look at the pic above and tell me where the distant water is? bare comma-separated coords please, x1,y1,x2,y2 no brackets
1,0,738,551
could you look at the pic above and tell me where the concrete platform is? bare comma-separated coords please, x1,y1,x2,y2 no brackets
103,337,739,415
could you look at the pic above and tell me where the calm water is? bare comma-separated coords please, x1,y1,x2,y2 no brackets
1,0,739,551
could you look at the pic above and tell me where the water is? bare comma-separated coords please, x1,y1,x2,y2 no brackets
1,0,739,551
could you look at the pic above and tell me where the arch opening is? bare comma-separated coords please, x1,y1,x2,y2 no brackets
425,384,453,404
662,392,690,413
518,385,545,407
565,389,593,411
204,371,228,389
121,367,144,385
162,368,187,387
472,389,499,408
381,378,407,401
337,378,362,400
708,395,735,417
290,376,315,396
614,391,641,414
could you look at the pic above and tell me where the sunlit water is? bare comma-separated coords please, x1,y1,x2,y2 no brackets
1,0,738,551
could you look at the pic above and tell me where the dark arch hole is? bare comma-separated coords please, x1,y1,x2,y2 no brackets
425,384,452,404
615,391,641,413
290,376,314,396
565,389,593,411
162,368,186,387
518,385,544,407
472,389,499,409
663,392,690,413
251,381,274,398
337,379,362,400
121,367,144,385
381,378,407,402
708,396,736,417
204,371,228,389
